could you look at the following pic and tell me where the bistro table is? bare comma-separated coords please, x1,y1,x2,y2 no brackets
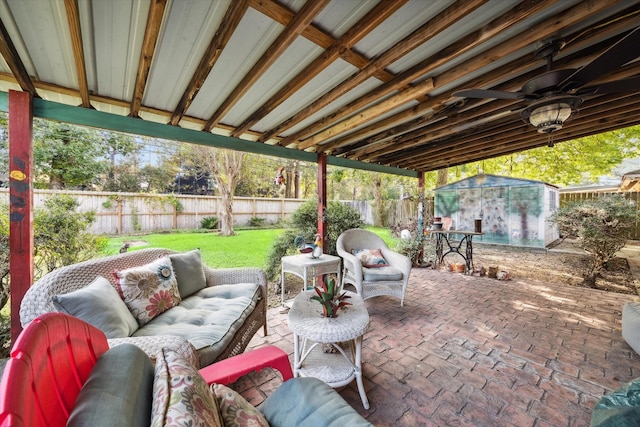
280,254,341,305
431,230,483,273
287,290,370,409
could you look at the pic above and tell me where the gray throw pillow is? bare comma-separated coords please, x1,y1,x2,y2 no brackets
67,344,154,427
170,249,207,298
53,276,139,338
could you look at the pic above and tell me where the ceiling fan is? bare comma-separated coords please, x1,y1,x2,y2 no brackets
453,26,640,134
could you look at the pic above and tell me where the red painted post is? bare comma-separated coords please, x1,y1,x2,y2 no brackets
8,90,34,344
317,153,327,253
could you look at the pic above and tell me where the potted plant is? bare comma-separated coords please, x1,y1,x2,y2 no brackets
311,275,351,318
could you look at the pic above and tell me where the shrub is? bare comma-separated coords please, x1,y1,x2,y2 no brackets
34,194,108,275
394,233,432,266
550,194,638,288
264,200,364,280
249,216,266,227
200,216,218,230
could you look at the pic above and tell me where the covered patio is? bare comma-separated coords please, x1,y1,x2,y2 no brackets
2,1,640,424
243,268,639,426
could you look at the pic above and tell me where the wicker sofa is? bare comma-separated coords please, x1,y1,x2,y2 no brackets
19,248,267,368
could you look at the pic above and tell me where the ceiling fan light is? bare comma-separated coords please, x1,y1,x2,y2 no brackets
527,102,573,133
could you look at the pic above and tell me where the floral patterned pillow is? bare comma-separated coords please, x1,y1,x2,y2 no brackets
151,348,223,427
114,256,181,326
352,248,389,268
211,384,269,427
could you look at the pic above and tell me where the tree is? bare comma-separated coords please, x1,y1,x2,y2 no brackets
181,145,244,235
550,194,638,288
33,119,107,189
102,131,142,191
461,125,640,186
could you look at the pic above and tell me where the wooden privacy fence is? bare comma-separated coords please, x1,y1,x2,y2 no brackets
560,190,640,240
0,189,423,235
0,189,306,235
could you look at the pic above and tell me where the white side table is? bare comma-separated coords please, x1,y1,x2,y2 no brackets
280,254,341,305
287,290,370,409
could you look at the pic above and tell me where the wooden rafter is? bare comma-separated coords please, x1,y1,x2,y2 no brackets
250,0,394,82
202,0,330,132
63,0,91,108
320,0,627,161
264,0,489,146
170,0,251,126
230,0,407,138
130,0,167,118
0,19,38,96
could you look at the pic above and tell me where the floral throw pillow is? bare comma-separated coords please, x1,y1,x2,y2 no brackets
211,384,269,427
151,348,223,427
114,256,181,326
353,248,389,268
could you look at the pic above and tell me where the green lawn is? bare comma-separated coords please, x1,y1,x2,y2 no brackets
107,227,397,270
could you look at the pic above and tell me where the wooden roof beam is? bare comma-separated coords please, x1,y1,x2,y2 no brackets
260,0,489,144
64,0,91,108
203,0,330,132
251,0,394,83
353,29,636,162
170,0,251,126
130,0,167,118
230,0,407,138
285,0,555,149
403,95,640,170
0,18,38,96
312,0,626,160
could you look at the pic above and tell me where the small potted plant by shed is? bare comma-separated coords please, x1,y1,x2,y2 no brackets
311,276,351,318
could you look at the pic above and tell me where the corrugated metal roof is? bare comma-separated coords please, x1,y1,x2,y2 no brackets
1,0,640,175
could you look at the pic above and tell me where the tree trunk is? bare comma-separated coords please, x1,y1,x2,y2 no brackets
373,177,383,227
436,168,448,188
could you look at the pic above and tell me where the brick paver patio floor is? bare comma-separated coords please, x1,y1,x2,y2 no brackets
233,268,640,426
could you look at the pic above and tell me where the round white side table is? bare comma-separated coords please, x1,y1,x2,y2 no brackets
287,290,370,409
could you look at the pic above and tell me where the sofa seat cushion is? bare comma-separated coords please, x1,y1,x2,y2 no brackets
67,344,155,427
133,282,260,366
362,266,403,282
259,377,373,426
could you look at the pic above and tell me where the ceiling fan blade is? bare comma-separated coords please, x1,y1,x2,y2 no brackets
560,26,640,91
453,89,525,100
577,75,640,96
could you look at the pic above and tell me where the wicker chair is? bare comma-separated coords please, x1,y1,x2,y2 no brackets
336,229,411,306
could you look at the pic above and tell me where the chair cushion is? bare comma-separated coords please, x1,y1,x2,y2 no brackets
591,377,640,426
67,344,154,427
259,377,373,426
133,282,261,367
114,256,181,326
352,248,389,267
211,383,269,427
151,347,223,427
53,276,139,338
170,249,207,299
362,266,403,282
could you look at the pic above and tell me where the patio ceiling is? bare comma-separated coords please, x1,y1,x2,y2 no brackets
1,0,640,175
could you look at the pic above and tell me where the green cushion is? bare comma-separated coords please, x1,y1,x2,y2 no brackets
170,249,207,298
591,378,640,426
53,276,139,338
259,377,373,427
67,344,154,427
362,266,403,282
